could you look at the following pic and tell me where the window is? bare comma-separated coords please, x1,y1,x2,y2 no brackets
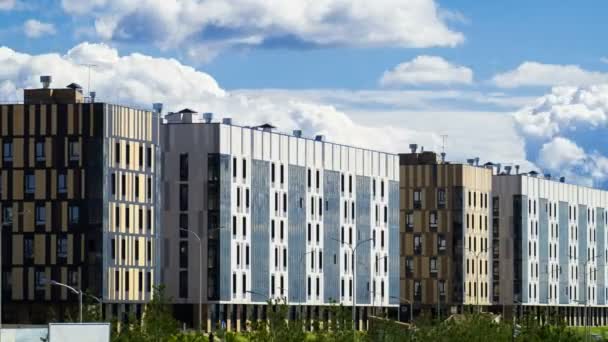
414,235,422,255
233,157,237,178
1,207,12,226
439,280,446,296
413,190,422,209
438,234,447,252
24,237,34,260
430,211,438,230
307,277,311,297
430,257,438,273
179,241,188,268
59,173,67,194
57,237,68,259
341,174,345,193
68,206,79,224
2,142,12,162
146,147,152,168
270,220,275,239
121,239,126,260
68,140,80,161
380,180,385,198
316,170,320,189
126,144,130,165
242,217,246,237
308,223,312,242
35,270,45,291
147,209,152,231
438,188,446,208
246,245,250,266
280,164,284,184
35,205,45,225
414,281,421,300
246,189,250,209
280,221,284,240
134,240,140,261
25,173,35,194
406,211,414,231
179,184,188,211
147,240,152,261
139,146,144,167
283,193,287,213
242,159,247,179
348,175,352,193
316,224,320,243
147,177,152,200
179,153,188,181
35,141,45,161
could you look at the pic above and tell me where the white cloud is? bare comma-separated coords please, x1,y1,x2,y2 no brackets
537,137,608,186
0,42,442,154
492,61,608,88
23,19,56,38
0,0,14,10
379,55,473,87
60,0,463,60
514,85,608,138
601,57,608,64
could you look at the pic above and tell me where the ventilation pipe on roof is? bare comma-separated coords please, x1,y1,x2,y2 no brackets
474,157,480,166
560,176,566,183
222,118,232,125
515,165,520,174
203,112,213,123
409,144,418,153
153,103,163,114
89,91,96,103
40,75,52,89
293,130,302,138
504,165,512,175
315,135,325,142
440,152,446,163
466,158,475,165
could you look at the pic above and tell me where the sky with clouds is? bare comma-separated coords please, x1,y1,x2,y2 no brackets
0,0,607,187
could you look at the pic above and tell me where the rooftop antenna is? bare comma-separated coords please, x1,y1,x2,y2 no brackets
80,64,97,97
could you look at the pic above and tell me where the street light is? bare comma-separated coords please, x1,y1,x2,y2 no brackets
298,251,314,320
48,280,83,322
330,236,373,335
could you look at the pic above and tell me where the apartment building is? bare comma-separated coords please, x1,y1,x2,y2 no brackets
399,148,492,319
161,112,400,331
0,79,161,323
493,171,608,326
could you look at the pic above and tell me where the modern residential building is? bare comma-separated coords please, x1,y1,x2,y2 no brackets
0,79,161,323
161,111,400,331
493,171,608,325
399,148,492,319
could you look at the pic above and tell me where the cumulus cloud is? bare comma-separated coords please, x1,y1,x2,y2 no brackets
0,42,440,154
537,137,608,186
492,61,608,88
379,55,473,87
23,19,56,38
514,85,608,138
60,0,463,60
0,0,14,10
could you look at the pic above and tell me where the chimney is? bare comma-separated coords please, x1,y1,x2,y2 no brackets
504,165,512,175
315,135,325,142
89,91,96,103
222,118,233,125
203,112,213,123
560,176,566,183
409,144,418,153
40,75,52,89
153,103,163,114
293,130,302,138
515,165,520,174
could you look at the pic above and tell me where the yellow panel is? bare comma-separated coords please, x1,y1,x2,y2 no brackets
13,138,24,168
51,105,57,135
23,202,34,232
67,234,74,264
28,105,36,135
35,170,46,199
13,105,24,136
67,169,74,199
1,106,7,135
12,235,23,265
45,138,53,168
13,170,23,200
28,137,34,168
11,267,23,300
40,105,47,134
67,104,74,135
78,104,83,134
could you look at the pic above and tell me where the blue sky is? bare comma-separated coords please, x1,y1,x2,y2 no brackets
1,0,607,186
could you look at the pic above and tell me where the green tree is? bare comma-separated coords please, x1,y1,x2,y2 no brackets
142,285,180,342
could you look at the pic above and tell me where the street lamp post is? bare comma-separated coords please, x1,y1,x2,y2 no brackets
298,251,314,320
179,227,203,332
48,280,83,322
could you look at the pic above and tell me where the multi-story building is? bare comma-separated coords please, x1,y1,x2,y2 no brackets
0,79,161,323
493,171,608,325
161,112,400,331
399,148,492,319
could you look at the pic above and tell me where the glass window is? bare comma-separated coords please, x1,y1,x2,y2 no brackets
413,190,422,209
25,174,35,193
430,211,438,230
2,142,12,162
68,206,79,224
35,205,45,225
179,153,188,181
57,237,68,258
59,173,67,193
437,188,447,208
68,140,80,161
2,207,13,226
35,141,45,161
430,257,438,273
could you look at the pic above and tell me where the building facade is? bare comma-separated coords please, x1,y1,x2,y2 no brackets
0,82,161,323
399,150,492,319
493,173,608,325
161,112,400,331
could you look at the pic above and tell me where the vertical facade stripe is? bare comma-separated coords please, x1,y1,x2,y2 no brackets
251,160,269,302
288,165,306,303
598,208,605,305
323,170,340,302
355,175,370,305
578,204,587,303
539,198,549,304
219,155,232,301
559,201,569,304
388,181,399,305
